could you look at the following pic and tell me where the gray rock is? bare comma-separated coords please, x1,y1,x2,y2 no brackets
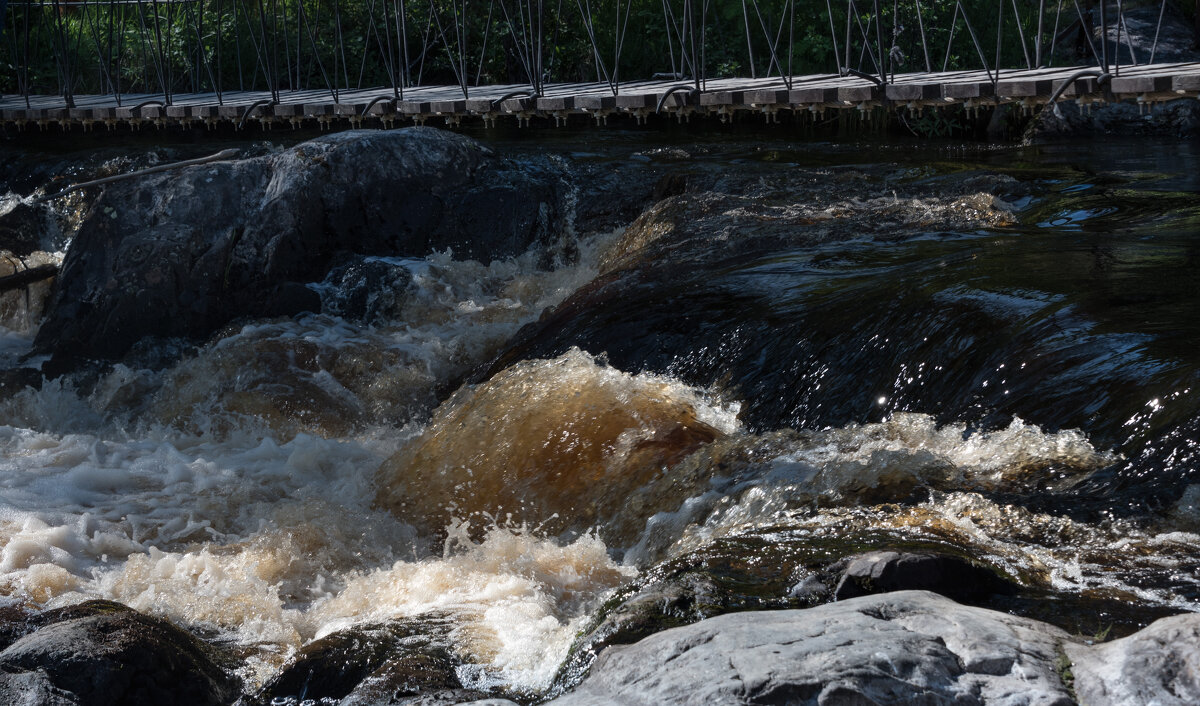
33,128,565,369
1067,612,1200,706
548,590,1076,706
0,670,77,706
0,600,240,706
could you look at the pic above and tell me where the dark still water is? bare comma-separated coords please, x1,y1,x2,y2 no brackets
1,131,1198,697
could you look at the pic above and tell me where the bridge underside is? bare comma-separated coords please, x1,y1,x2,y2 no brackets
5,62,1200,131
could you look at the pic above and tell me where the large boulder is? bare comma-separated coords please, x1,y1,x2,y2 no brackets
548,590,1077,705
1066,612,1200,706
0,600,240,706
33,128,565,368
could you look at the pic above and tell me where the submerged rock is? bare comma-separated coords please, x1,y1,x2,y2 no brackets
34,128,565,369
0,600,240,706
548,590,1078,705
376,348,729,539
320,256,420,324
1066,612,1200,706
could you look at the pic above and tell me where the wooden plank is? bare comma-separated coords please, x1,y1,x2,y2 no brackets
574,94,617,110
397,100,433,114
698,91,736,106
1058,76,1099,97
996,77,1054,98
1109,75,1173,94
885,83,940,102
744,89,788,105
1173,74,1200,92
535,95,574,111
943,81,995,99
614,93,657,109
838,84,881,103
429,99,467,114
788,86,839,104
497,97,536,112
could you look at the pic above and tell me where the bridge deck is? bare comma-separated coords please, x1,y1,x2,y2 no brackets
5,63,1200,130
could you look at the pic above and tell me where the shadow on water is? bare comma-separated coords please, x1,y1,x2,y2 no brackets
487,136,1200,517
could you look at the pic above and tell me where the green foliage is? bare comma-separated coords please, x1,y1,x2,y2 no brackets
902,105,964,138
1055,651,1076,697
0,0,1070,96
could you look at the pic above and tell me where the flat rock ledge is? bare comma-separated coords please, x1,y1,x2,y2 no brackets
1066,612,1200,706
547,590,1200,706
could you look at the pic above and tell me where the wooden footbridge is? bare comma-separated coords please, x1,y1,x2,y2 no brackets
3,0,1199,131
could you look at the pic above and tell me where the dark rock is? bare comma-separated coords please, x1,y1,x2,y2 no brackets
548,590,1078,706
258,281,322,319
594,192,826,275
651,172,689,202
0,200,59,256
0,600,240,706
1024,98,1200,144
319,257,420,323
567,160,669,238
338,653,490,705
253,614,489,705
834,550,1017,603
1066,611,1200,706
0,368,42,398
0,604,36,651
34,128,565,369
0,599,134,652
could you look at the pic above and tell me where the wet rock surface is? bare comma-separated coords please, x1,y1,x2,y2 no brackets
1066,612,1200,706
0,201,60,256
1024,99,1200,144
319,256,420,324
549,590,1078,706
0,600,240,706
33,128,566,368
252,614,496,706
553,535,1038,698
833,550,1018,602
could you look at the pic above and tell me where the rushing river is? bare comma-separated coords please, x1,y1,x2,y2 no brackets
1,131,1199,700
